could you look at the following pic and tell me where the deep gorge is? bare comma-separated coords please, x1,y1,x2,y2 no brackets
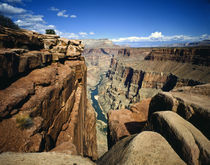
0,27,210,165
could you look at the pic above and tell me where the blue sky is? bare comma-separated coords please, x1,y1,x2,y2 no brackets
0,0,210,46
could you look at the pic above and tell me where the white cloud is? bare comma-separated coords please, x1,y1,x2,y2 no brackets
57,10,68,18
79,32,88,37
150,31,163,38
70,14,77,18
0,3,26,14
111,31,210,43
89,32,95,35
49,6,59,11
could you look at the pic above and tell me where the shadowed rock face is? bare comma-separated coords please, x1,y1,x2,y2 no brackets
107,98,151,148
0,26,97,160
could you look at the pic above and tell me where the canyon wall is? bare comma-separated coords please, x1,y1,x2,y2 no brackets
82,46,120,157
0,26,97,160
98,47,210,164
98,47,210,113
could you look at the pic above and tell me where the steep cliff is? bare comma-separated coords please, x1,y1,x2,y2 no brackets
82,45,120,157
98,47,210,113
0,26,97,160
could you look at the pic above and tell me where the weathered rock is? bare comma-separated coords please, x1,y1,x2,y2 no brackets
83,101,98,160
98,47,210,114
0,152,95,165
97,131,186,165
145,47,210,66
0,26,44,50
0,49,52,89
107,98,151,148
50,142,77,155
150,111,210,165
0,26,97,160
149,84,210,139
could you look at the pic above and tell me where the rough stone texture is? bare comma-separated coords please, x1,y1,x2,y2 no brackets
145,47,210,66
150,111,210,165
107,98,151,148
0,152,95,165
0,26,97,160
83,46,120,157
149,84,210,139
0,25,44,50
98,47,210,114
50,142,77,155
97,131,186,165
84,101,98,160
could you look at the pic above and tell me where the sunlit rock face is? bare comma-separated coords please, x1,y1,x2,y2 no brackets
98,47,210,114
0,26,97,160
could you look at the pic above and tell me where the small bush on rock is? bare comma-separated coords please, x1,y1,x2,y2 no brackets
46,29,56,35
16,114,33,129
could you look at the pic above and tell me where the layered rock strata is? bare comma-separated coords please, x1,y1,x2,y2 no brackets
98,47,210,113
0,26,97,160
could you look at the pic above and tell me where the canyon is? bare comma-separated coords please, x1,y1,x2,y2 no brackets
0,25,210,165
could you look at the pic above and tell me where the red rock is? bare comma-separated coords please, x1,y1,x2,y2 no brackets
107,98,151,148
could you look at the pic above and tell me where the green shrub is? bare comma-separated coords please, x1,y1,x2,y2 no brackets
16,114,33,129
0,14,19,29
45,29,56,35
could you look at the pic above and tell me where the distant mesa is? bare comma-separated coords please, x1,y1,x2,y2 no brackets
81,39,119,48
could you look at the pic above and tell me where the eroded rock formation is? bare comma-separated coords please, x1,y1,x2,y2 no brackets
98,47,210,113
105,83,210,165
0,26,97,160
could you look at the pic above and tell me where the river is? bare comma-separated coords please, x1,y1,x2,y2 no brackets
90,75,107,123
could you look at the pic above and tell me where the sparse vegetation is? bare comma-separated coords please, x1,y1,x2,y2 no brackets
0,14,19,29
16,114,33,129
46,29,56,35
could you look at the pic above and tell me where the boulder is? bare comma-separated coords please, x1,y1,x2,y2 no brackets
149,84,210,139
97,131,186,165
150,111,210,165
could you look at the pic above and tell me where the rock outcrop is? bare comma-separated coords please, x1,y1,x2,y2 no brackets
150,111,210,165
0,26,97,160
107,98,151,148
97,131,186,165
145,47,210,66
149,84,210,139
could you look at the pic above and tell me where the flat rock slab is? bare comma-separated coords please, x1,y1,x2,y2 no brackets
97,131,186,165
150,111,210,165
0,152,95,165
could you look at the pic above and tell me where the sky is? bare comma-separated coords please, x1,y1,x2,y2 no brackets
0,0,210,46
